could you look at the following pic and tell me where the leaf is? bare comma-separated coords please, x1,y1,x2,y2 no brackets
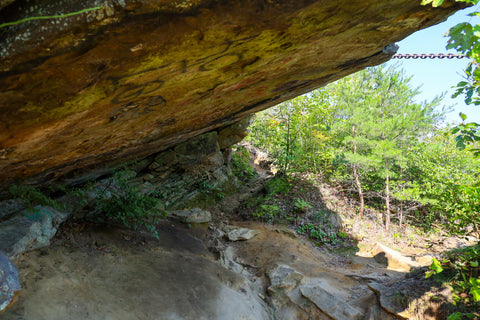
460,112,468,121
421,0,444,6
425,270,436,278
469,285,480,302
447,312,463,320
430,258,444,274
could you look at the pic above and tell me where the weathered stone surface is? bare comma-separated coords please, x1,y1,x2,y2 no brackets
368,282,411,319
300,284,364,320
0,0,466,188
373,242,419,272
0,199,24,220
266,264,304,310
174,131,221,169
219,246,244,274
167,208,212,223
0,206,70,259
226,226,260,241
1,223,273,320
0,251,20,313
267,264,304,291
218,116,253,150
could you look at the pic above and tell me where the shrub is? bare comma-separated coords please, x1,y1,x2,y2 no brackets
253,204,281,222
297,223,338,244
265,176,291,195
231,146,256,181
9,184,65,211
96,170,163,238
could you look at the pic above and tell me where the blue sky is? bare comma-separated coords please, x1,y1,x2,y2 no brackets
384,4,480,124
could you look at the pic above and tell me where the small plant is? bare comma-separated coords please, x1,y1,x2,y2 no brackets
231,147,256,181
297,223,338,244
265,176,291,195
337,230,349,239
198,180,225,201
311,209,331,223
294,198,313,212
253,204,281,222
96,170,162,238
426,244,480,318
9,184,65,211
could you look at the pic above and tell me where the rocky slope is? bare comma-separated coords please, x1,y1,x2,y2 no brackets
0,0,466,188
1,141,478,319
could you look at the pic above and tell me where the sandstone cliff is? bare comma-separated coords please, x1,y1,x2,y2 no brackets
0,0,465,188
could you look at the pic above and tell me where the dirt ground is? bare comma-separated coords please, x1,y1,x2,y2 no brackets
2,217,408,320
2,221,270,320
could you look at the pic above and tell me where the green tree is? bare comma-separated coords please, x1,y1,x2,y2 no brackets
401,131,480,235
248,89,336,174
328,65,442,229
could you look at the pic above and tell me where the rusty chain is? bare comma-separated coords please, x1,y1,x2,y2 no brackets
392,53,466,59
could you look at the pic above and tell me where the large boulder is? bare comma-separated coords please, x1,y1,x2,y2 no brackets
0,0,466,188
300,283,364,320
1,223,273,320
0,205,70,259
0,251,21,313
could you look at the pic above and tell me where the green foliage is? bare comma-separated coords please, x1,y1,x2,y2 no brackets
248,63,480,235
265,176,292,195
294,198,313,212
231,146,256,181
426,258,444,278
9,184,65,211
297,223,339,245
328,65,442,228
96,170,162,238
252,204,281,222
248,89,336,175
451,117,480,157
447,312,463,320
197,180,225,200
401,132,480,235
426,244,480,318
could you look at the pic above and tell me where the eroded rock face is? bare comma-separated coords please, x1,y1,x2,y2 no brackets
0,251,20,314
0,206,70,259
0,0,465,187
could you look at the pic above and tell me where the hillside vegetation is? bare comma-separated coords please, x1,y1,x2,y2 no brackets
246,64,480,319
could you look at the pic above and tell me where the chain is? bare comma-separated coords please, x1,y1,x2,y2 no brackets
392,53,466,59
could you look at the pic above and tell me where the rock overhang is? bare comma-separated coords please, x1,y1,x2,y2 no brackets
0,0,467,189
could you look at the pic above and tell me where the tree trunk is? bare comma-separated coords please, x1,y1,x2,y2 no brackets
284,115,291,173
352,125,365,218
385,158,391,231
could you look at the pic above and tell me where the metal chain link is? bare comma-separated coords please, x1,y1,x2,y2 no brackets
392,53,466,59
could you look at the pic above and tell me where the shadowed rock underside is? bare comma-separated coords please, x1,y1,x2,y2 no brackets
0,0,466,187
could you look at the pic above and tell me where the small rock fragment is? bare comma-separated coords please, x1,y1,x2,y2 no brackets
167,208,212,224
226,227,260,241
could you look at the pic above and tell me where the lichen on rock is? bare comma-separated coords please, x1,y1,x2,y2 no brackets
0,0,467,191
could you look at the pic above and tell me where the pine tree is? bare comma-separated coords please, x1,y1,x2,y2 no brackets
329,65,442,229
